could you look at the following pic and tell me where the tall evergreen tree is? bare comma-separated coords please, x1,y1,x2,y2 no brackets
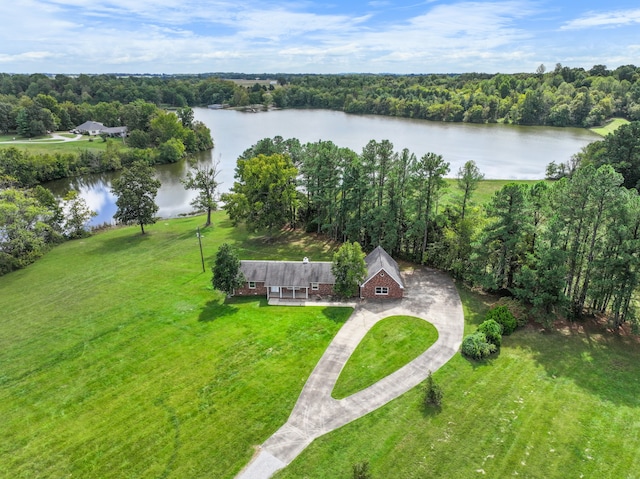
456,160,484,220
476,183,530,290
409,152,449,263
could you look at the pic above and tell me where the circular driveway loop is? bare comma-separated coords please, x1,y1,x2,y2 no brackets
237,267,464,479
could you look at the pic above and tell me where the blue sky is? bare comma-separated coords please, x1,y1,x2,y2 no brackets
1,0,639,74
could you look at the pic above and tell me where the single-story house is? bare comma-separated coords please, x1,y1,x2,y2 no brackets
361,245,405,299
73,121,128,137
234,246,404,300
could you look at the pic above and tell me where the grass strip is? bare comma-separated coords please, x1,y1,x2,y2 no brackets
332,316,438,399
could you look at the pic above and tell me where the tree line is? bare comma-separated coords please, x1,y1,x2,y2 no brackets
2,64,640,129
0,183,96,274
223,124,640,330
270,64,640,127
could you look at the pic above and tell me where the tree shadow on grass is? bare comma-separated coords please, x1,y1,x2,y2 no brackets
461,350,500,370
92,231,152,253
225,296,269,307
420,402,443,418
511,321,640,407
322,306,352,323
236,229,337,260
198,299,239,322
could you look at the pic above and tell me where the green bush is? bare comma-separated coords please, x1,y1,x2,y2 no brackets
461,332,497,360
485,305,517,335
478,319,503,347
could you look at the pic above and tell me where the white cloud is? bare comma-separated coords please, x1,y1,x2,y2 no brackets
561,8,640,30
0,52,60,63
0,0,637,73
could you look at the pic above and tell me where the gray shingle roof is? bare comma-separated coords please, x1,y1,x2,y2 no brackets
240,260,335,287
75,121,105,131
363,246,404,288
103,126,128,134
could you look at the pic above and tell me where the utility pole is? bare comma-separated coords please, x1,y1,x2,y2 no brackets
197,227,205,273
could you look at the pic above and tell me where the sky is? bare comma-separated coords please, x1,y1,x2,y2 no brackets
1,0,639,74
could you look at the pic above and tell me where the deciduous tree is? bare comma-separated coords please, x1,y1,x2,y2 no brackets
182,161,220,226
63,190,97,239
221,153,298,234
332,241,367,298
111,161,161,234
0,188,54,274
212,243,245,296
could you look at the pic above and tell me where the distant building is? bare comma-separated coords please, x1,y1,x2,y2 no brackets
73,121,128,137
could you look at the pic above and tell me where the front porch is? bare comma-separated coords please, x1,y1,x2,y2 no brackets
267,297,358,307
268,286,311,300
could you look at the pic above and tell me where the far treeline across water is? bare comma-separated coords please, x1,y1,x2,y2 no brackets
1,63,640,129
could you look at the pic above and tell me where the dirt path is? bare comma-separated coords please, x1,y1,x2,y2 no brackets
236,267,464,479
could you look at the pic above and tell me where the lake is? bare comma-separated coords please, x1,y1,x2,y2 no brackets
45,108,599,226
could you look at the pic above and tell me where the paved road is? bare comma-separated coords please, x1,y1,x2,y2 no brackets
2,133,82,144
237,267,464,479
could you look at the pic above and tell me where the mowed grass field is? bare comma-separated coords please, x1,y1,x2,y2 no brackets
0,133,119,154
2,211,640,478
277,287,640,478
590,117,630,137
0,212,351,478
443,179,549,206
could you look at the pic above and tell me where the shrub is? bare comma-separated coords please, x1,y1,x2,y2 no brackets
353,461,372,479
485,305,517,335
495,297,528,327
423,371,443,408
478,319,503,347
461,332,497,360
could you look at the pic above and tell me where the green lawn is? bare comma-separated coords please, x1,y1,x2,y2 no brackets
2,213,639,479
0,212,351,478
590,118,630,137
443,179,548,206
332,316,438,399
0,133,118,154
275,285,640,478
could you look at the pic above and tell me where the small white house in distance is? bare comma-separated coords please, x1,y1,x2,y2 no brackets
73,121,128,137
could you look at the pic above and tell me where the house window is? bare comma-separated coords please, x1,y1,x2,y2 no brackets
375,287,389,295
311,282,319,291
249,281,256,289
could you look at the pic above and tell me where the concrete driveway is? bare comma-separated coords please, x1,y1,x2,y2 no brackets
237,266,464,479
2,133,82,144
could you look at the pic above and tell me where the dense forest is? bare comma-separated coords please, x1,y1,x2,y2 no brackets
223,122,640,330
272,64,640,127
2,63,639,129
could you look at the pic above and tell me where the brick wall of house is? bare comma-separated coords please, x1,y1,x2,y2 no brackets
310,283,335,296
235,281,268,296
361,271,403,299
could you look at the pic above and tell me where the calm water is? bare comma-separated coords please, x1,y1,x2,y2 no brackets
46,108,599,226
